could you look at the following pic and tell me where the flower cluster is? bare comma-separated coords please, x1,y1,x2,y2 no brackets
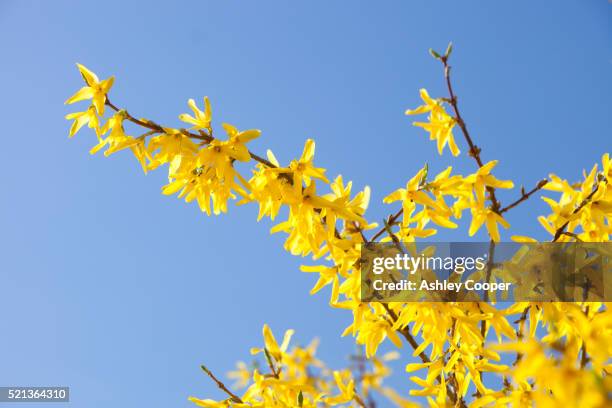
190,325,402,408
382,160,514,242
65,53,611,408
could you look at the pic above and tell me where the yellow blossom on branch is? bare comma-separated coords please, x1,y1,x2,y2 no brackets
180,97,213,130
65,63,114,115
64,55,612,408
406,89,459,156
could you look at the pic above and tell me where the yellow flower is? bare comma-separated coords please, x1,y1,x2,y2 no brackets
464,160,514,206
383,166,442,215
250,324,294,362
65,106,100,138
325,371,355,404
469,207,510,242
227,362,251,389
407,89,459,156
66,63,612,408
146,129,200,171
270,139,328,194
538,153,611,241
90,112,132,155
270,181,329,257
65,63,114,115
220,123,261,162
89,112,149,171
179,97,212,130
242,150,290,221
162,150,245,215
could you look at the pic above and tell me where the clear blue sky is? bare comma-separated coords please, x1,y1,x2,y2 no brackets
0,1,609,407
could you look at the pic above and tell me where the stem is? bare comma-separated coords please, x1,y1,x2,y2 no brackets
381,304,460,404
106,97,282,171
499,179,548,214
200,365,243,403
105,96,343,241
369,208,403,242
441,57,501,212
381,305,429,363
580,306,591,369
513,306,530,366
353,393,368,408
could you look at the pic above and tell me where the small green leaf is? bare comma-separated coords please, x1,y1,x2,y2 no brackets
429,48,442,60
297,391,304,407
445,42,453,58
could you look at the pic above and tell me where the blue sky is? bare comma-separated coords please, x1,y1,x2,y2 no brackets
0,1,610,407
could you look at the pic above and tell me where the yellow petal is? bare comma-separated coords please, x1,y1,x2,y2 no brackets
76,63,99,85
65,86,94,105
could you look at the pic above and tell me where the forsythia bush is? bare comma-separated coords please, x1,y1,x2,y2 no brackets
65,45,611,407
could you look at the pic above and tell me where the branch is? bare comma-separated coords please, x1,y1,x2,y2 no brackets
353,392,368,408
383,303,430,363
513,306,531,366
263,348,280,378
106,97,280,171
499,179,548,214
381,305,461,404
200,365,243,403
580,305,591,369
440,56,501,212
369,208,403,242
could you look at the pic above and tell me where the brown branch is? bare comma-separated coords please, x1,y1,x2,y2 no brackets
200,365,243,403
353,392,368,408
263,348,280,379
381,304,429,363
499,179,548,214
513,306,531,366
105,96,346,242
580,343,590,369
440,56,501,213
351,221,369,243
381,304,460,404
580,305,591,369
106,97,282,171
106,98,166,134
438,57,504,394
369,208,403,242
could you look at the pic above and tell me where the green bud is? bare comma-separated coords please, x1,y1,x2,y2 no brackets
445,42,453,58
419,163,429,187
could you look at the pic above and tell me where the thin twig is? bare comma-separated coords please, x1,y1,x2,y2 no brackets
351,221,369,243
369,208,403,242
499,179,548,214
381,304,460,403
381,304,429,363
580,306,591,369
353,392,368,408
440,56,501,212
106,97,281,170
513,306,531,366
200,365,243,403
263,348,280,378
